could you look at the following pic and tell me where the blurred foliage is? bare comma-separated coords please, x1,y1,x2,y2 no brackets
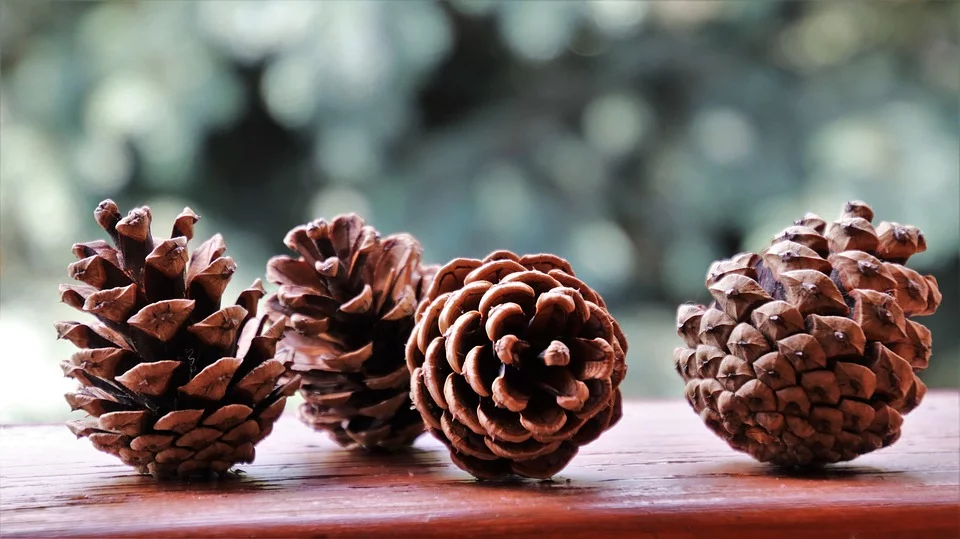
1,0,957,422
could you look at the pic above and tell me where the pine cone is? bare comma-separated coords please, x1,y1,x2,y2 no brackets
265,215,434,450
675,201,942,467
58,200,299,479
407,251,628,479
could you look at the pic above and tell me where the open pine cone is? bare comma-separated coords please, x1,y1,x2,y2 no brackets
675,201,942,467
407,251,628,479
58,200,299,479
265,215,435,450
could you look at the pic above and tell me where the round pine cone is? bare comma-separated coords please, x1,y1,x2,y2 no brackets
675,201,942,467
265,214,436,450
407,251,628,479
58,200,299,479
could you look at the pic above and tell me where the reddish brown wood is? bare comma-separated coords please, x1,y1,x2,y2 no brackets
2,393,958,538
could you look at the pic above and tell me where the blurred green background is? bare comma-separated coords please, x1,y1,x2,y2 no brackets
1,0,957,423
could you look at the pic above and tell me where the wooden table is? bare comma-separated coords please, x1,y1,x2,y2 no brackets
2,393,958,538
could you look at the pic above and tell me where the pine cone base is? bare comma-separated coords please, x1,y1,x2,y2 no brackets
292,366,426,451
66,392,289,479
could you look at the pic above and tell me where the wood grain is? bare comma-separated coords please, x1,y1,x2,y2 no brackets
2,393,958,539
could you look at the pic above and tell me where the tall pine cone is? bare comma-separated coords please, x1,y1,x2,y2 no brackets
407,251,628,479
58,200,299,479
265,215,435,450
675,201,942,467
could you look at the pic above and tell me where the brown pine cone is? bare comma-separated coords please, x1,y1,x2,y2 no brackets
675,201,942,467
407,251,628,479
265,214,435,450
58,200,299,479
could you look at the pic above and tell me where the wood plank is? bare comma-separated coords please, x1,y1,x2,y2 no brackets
2,393,958,539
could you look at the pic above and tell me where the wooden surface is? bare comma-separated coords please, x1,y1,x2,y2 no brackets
2,393,958,539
